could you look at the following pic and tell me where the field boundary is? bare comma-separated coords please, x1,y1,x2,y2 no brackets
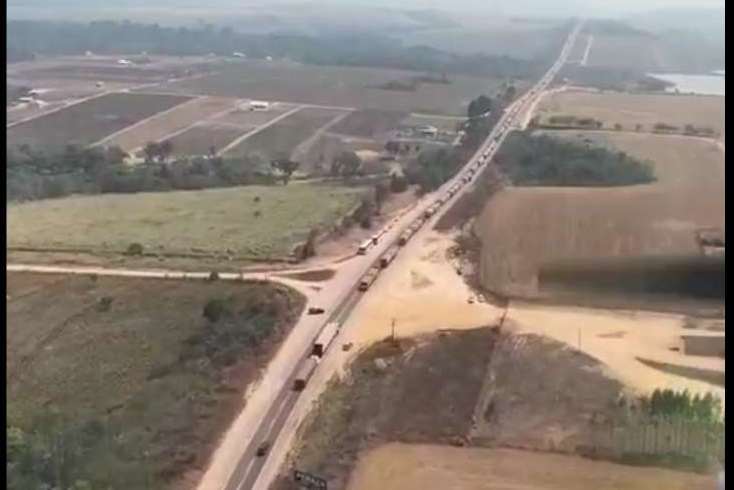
217,105,305,156
90,95,201,147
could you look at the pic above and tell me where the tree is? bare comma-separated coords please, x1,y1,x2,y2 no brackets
270,158,300,185
614,123,623,131
142,141,160,164
374,182,389,214
503,84,517,102
467,95,492,119
158,139,173,163
384,140,400,155
390,172,408,193
337,151,361,180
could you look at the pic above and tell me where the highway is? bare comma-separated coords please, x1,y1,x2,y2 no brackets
208,20,584,490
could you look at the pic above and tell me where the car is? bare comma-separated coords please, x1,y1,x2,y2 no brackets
256,441,270,457
307,307,325,315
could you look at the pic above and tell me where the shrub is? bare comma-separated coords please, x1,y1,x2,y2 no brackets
125,243,144,256
208,271,220,281
389,173,408,193
202,298,227,322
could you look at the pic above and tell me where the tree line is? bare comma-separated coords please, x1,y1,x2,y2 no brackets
7,20,544,80
495,132,655,186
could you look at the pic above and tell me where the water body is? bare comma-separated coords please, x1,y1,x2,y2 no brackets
649,71,725,96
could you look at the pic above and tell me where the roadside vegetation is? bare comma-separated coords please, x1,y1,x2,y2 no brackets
6,274,305,490
495,132,655,186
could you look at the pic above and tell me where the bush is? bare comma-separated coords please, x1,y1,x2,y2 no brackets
202,298,228,322
208,271,220,282
125,243,144,256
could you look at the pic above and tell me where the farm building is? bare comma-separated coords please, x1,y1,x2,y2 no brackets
249,100,270,111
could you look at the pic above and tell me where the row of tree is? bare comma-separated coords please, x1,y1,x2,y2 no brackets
7,20,545,80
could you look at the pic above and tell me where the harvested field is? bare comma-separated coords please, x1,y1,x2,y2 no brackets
100,96,238,152
293,133,383,173
348,444,715,490
7,271,304,488
329,110,406,138
224,107,347,160
6,92,191,151
7,185,361,259
537,90,726,138
476,132,724,304
146,60,510,116
213,102,300,129
165,124,244,157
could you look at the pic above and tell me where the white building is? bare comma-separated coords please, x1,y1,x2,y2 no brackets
249,100,270,111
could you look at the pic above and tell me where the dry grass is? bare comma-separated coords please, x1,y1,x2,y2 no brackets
6,92,192,151
7,184,361,259
537,90,726,138
101,96,238,152
476,132,724,298
348,443,715,490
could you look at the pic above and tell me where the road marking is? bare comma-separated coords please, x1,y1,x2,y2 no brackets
580,35,594,66
236,459,257,490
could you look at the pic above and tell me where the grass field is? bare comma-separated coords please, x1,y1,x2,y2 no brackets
7,272,304,488
537,90,726,138
7,184,361,258
145,60,510,116
6,92,192,152
476,132,724,299
348,444,715,490
223,107,347,160
100,96,238,152
165,123,244,157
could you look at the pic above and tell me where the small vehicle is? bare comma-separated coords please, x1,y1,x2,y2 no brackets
256,441,270,457
307,307,325,315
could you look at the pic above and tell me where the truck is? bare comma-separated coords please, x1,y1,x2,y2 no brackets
293,356,319,391
312,321,339,357
379,246,400,268
398,229,413,246
424,206,436,219
358,266,381,291
357,238,372,255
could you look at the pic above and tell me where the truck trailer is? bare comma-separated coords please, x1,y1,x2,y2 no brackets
359,266,381,291
293,356,319,391
312,321,339,357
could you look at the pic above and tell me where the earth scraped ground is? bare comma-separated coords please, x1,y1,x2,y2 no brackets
347,443,715,490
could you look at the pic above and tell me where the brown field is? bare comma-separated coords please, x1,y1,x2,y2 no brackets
144,60,510,115
213,102,300,129
348,444,715,490
165,123,244,157
329,109,407,138
7,271,304,488
100,96,238,152
537,90,726,138
476,132,724,299
6,92,192,151
223,106,347,160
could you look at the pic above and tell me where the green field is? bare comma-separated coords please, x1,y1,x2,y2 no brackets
7,272,304,488
7,185,361,258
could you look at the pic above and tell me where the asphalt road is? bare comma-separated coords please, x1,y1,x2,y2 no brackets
222,20,585,490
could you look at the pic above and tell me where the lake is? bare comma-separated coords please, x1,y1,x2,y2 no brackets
649,71,725,96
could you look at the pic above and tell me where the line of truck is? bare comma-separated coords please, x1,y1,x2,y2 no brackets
292,320,340,391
